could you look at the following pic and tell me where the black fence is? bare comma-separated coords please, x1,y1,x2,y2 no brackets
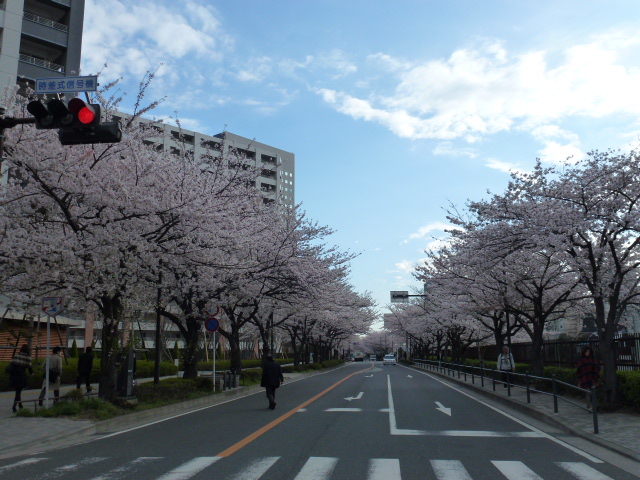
475,333,640,370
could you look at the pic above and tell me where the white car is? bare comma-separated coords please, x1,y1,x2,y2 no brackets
369,355,377,361
383,354,396,365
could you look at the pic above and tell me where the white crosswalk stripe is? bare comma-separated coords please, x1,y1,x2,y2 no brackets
156,457,221,480
369,458,401,479
293,456,338,480
492,460,543,479
87,456,162,480
556,461,615,480
230,457,279,480
431,459,473,480
0,455,623,480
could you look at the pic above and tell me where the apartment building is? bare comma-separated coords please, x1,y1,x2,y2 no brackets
0,0,85,93
114,114,296,208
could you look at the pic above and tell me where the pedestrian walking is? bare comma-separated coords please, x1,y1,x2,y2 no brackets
497,345,515,388
38,346,63,406
76,346,94,392
260,354,284,410
576,346,600,411
7,344,33,412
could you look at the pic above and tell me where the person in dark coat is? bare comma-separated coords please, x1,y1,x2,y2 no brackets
76,346,94,392
576,346,600,410
8,344,33,412
260,354,284,410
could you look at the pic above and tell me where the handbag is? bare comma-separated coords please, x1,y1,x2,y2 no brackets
44,369,60,382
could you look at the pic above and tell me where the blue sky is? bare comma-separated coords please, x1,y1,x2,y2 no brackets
81,1,640,319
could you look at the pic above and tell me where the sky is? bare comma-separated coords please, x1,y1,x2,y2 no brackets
81,0,640,320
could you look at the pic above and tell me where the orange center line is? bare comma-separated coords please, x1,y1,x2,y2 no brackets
215,366,374,458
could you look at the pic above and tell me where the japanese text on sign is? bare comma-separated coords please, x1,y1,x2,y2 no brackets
35,76,98,94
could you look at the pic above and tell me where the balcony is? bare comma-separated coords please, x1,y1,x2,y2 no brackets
24,11,68,32
19,53,64,73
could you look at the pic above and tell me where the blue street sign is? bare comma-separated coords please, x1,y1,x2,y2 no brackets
35,76,98,94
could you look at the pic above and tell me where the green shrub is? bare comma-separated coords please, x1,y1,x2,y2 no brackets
136,377,200,403
618,370,640,412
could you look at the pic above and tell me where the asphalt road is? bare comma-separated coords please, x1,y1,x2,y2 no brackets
0,362,637,479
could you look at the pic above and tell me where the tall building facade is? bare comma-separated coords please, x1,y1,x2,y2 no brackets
113,113,296,208
0,0,85,92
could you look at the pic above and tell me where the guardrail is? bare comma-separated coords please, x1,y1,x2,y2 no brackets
412,359,599,434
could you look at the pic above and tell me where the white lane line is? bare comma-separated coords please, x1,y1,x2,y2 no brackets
293,457,338,480
492,460,543,480
230,457,279,480
431,460,472,480
0,458,48,473
325,408,363,412
53,457,108,475
156,457,221,480
412,367,603,463
368,458,401,480
556,462,615,480
88,456,162,480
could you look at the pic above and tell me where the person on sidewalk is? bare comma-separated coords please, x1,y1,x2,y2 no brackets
576,346,600,411
76,346,94,392
8,344,33,412
497,345,515,388
260,354,284,410
38,346,63,406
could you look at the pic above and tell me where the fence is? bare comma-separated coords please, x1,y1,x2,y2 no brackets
412,358,600,433
473,333,640,370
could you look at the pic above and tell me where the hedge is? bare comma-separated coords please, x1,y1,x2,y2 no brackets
0,359,178,392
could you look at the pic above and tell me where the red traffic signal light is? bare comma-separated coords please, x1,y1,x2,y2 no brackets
67,98,100,126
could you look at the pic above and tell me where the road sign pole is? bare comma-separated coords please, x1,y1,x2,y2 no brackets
45,314,50,408
211,332,216,393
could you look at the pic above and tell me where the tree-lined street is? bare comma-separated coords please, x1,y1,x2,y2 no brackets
0,362,636,479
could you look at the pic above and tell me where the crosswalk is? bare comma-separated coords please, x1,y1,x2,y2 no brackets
0,455,622,480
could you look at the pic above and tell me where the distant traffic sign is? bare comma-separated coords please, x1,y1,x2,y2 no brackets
35,75,98,94
390,291,409,303
205,317,220,332
42,297,64,316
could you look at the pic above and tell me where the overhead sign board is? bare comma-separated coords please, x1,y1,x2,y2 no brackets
35,75,98,94
390,291,409,303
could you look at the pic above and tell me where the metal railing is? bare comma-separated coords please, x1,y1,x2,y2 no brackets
412,359,599,433
23,11,69,32
18,54,65,73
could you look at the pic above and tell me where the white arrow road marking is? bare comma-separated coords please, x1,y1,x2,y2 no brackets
407,375,413,378
345,392,364,401
365,374,374,377
435,401,452,416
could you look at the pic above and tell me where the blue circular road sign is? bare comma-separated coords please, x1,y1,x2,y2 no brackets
205,316,219,332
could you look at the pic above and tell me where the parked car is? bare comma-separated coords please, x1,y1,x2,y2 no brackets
383,354,396,365
369,355,377,361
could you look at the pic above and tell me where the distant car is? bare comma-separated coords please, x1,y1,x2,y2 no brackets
383,354,396,365
354,353,365,362
369,355,377,361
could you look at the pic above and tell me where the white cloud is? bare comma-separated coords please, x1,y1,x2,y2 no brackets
317,32,640,147
403,222,452,244
433,141,478,158
485,158,527,174
82,0,229,87
395,260,417,274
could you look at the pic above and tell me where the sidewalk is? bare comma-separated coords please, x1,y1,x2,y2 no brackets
0,372,300,459
410,362,640,461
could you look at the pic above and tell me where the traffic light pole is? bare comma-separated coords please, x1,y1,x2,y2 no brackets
0,110,36,175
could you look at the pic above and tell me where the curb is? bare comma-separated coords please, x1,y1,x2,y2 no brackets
408,364,640,462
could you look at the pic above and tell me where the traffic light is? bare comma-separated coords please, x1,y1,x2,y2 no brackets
26,98,122,145
27,99,74,129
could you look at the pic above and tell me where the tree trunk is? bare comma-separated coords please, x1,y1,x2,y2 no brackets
97,295,123,401
181,317,202,379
